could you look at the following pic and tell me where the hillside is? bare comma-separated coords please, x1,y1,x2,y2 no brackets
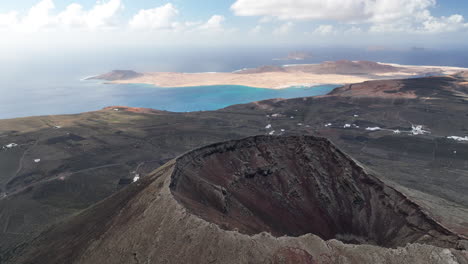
9,136,467,264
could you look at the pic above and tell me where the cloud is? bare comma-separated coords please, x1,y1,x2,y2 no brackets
84,0,123,29
259,16,272,23
231,0,468,33
231,0,434,22
56,4,86,28
273,22,293,35
345,26,363,34
0,11,18,28
0,0,123,31
129,3,179,30
314,25,335,35
232,0,368,21
22,0,55,30
249,25,262,34
370,11,468,33
198,15,225,31
421,14,468,33
0,1,227,35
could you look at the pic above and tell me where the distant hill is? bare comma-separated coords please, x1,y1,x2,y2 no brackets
235,60,401,75
87,70,143,81
305,60,401,74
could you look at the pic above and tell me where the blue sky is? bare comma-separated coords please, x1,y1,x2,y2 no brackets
0,0,467,48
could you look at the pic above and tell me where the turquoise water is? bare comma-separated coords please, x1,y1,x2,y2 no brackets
120,84,340,112
0,82,339,119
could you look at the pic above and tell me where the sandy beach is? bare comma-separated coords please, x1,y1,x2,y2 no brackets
112,72,370,89
108,62,468,89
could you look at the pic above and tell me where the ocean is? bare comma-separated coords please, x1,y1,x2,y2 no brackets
1,46,467,119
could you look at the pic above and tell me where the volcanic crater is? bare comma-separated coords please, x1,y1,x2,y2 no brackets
170,135,462,248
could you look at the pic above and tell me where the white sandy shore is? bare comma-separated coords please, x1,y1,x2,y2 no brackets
111,62,468,89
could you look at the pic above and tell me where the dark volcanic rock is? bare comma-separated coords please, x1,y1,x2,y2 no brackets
7,136,467,264
171,136,462,248
87,70,143,81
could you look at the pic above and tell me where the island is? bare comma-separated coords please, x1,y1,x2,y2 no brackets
273,51,313,61
88,60,468,89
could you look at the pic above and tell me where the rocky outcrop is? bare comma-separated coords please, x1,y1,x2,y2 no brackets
8,136,468,264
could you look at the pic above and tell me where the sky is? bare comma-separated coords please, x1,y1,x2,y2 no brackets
0,0,468,50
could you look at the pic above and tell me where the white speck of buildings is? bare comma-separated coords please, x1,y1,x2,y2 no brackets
114,108,119,111
325,123,332,127
344,124,351,128
133,175,140,182
281,129,285,132
4,143,18,149
411,125,429,135
268,130,275,135
297,123,303,126
290,116,294,119
265,124,272,129
366,127,381,131
393,130,401,134
34,159,41,163
447,136,468,142
354,114,359,117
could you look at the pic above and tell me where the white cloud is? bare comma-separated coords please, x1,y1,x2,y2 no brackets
345,26,363,34
231,0,468,34
198,15,225,31
422,14,468,33
22,0,55,30
273,22,293,35
370,11,468,33
0,0,123,32
231,0,435,22
56,4,86,28
314,25,335,35
259,16,272,23
231,0,370,22
249,25,262,34
129,3,179,30
0,11,18,27
85,0,123,29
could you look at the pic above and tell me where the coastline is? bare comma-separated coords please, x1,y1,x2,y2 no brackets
105,62,468,89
